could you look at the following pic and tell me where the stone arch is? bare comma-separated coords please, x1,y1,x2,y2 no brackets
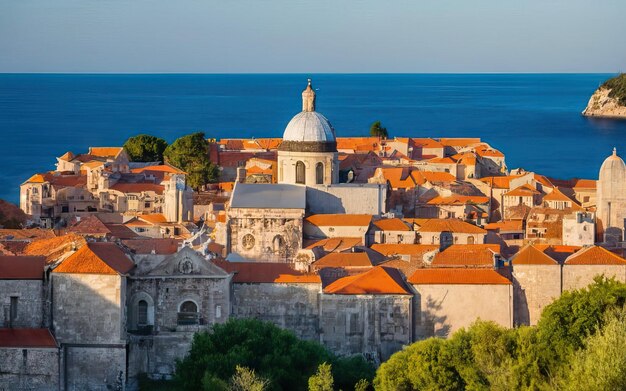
315,162,324,184
129,292,155,330
296,161,305,184
273,235,285,254
178,298,200,325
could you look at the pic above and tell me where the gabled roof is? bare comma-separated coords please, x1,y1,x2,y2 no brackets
511,244,558,265
483,220,524,232
412,171,457,185
417,218,486,234
370,243,438,256
565,246,626,265
24,173,47,183
53,243,134,275
505,184,540,197
0,256,45,279
543,187,575,202
67,215,110,235
373,218,411,231
324,266,411,295
23,233,86,264
408,268,511,285
479,175,522,189
138,214,168,224
88,147,123,159
0,328,57,348
214,260,320,283
313,252,375,268
426,195,490,206
432,245,497,266
304,237,363,252
305,214,372,227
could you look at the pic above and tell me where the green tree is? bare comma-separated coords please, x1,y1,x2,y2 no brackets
123,134,168,162
231,365,270,391
354,379,370,391
369,121,388,138
163,132,218,189
308,363,334,391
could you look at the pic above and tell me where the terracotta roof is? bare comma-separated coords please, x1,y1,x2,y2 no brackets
439,138,482,147
305,214,372,227
58,151,75,162
80,161,105,171
480,175,521,189
412,171,457,185
104,224,140,239
109,183,164,195
373,218,411,231
304,237,363,252
88,147,123,158
483,221,524,232
411,138,444,149
370,244,438,256
0,256,45,279
0,329,57,348
565,246,626,265
23,233,86,264
0,229,56,241
543,187,575,202
417,219,487,234
432,245,497,266
408,268,511,285
53,243,134,275
374,167,417,189
138,214,168,224
314,252,375,268
67,215,110,235
427,157,457,164
426,195,490,206
122,238,182,255
511,245,558,265
505,184,540,197
214,260,320,283
130,164,186,174
324,266,411,295
24,173,47,183
474,146,505,158
572,179,596,189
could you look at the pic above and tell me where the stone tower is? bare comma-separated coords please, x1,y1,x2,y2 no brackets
278,79,339,185
597,148,626,245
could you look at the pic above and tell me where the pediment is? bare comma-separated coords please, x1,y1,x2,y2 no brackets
146,246,229,277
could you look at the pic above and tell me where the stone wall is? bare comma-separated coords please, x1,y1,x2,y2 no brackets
562,264,626,292
306,184,387,215
63,346,126,391
128,332,195,380
0,347,59,391
0,280,44,328
412,283,512,339
512,264,561,326
319,294,412,363
232,282,321,341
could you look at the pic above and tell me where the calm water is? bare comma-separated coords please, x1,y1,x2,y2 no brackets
1,73,626,204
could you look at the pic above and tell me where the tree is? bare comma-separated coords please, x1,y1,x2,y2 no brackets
174,318,373,391
123,134,168,162
163,132,218,189
308,363,333,391
369,121,388,139
230,365,270,391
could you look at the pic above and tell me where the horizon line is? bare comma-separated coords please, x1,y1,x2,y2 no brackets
0,71,620,76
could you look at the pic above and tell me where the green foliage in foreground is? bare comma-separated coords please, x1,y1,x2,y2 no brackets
375,277,626,391
174,318,375,391
123,134,168,163
163,132,218,189
602,73,626,106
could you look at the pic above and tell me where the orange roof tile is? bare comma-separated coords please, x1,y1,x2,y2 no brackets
109,183,164,195
427,157,457,164
370,244,438,256
412,171,457,185
88,147,123,158
130,164,186,175
0,229,56,241
483,221,524,232
565,246,626,265
375,167,417,189
214,260,320,283
408,268,511,285
67,215,110,235
305,214,372,227
505,184,540,197
511,245,558,265
324,266,411,295
314,252,375,268
138,214,168,224
53,242,134,275
24,173,47,183
0,256,45,279
439,138,482,147
480,175,521,189
373,218,411,231
23,233,86,264
572,179,596,189
426,195,490,206
417,218,487,234
58,151,75,162
543,187,575,202
432,245,496,266
0,328,57,348
474,146,505,158
411,138,444,149
304,237,363,252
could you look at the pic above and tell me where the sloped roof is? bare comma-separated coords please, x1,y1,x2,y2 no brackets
313,252,375,268
122,238,182,255
230,183,306,209
53,243,134,275
426,195,490,206
565,246,626,265
0,328,57,348
439,138,481,147
374,167,417,189
24,173,47,183
480,175,521,189
304,237,363,252
0,256,45,279
88,147,123,158
408,268,511,285
543,187,575,202
483,220,524,232
67,215,110,235
417,218,486,234
505,184,540,197
432,245,496,267
215,260,320,283
305,214,372,227
23,233,86,264
373,218,411,231
324,266,411,295
370,243,438,257
0,229,56,241
130,164,186,175
104,224,140,239
511,244,558,265
138,214,168,224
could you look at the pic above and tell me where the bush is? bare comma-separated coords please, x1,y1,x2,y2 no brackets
602,73,626,106
123,134,168,162
163,132,218,189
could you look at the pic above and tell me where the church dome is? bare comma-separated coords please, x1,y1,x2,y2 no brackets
599,148,626,181
280,79,337,153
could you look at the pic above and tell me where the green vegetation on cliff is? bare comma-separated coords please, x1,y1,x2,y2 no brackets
602,73,626,106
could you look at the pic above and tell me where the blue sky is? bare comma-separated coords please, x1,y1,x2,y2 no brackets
1,0,625,73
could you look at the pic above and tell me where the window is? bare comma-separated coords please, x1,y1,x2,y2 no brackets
272,235,284,253
295,161,305,184
467,236,475,244
315,162,324,184
178,300,199,325
10,296,18,327
137,300,148,326
145,202,151,208
584,196,590,203
216,305,222,319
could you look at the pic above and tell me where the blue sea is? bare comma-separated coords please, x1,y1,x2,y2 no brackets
1,73,626,204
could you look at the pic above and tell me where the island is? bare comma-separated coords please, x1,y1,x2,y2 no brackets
582,73,626,118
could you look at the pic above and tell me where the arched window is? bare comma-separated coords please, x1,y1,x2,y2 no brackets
467,236,475,245
273,235,284,253
137,300,148,326
178,300,199,325
295,161,305,184
315,162,324,184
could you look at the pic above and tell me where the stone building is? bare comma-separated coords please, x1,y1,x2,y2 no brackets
0,255,46,328
597,148,626,245
562,245,626,291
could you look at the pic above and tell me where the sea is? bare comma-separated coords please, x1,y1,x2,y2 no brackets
1,73,626,204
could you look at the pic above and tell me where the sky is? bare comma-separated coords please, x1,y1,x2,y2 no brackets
0,0,625,73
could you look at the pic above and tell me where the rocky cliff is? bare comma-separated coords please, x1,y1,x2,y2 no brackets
582,74,626,119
